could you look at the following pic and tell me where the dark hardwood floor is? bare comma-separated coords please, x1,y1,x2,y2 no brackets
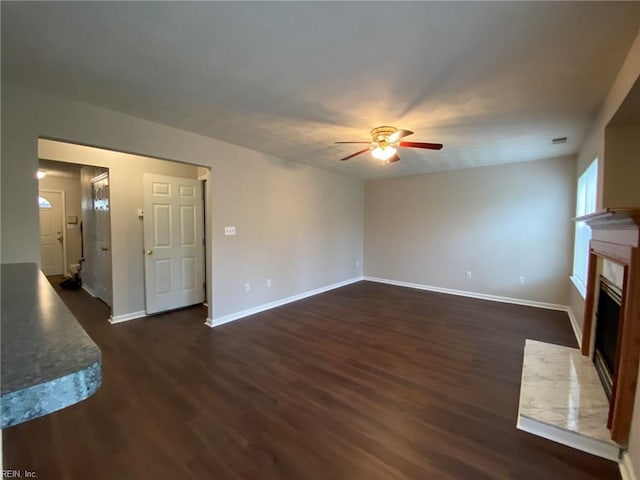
3,280,621,479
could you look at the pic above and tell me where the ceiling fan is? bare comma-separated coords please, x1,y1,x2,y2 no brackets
336,126,443,163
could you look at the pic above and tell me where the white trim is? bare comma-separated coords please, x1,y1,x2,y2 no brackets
517,415,621,461
570,275,587,299
81,283,97,297
620,451,639,480
109,310,147,324
207,276,363,328
566,307,583,347
363,276,569,311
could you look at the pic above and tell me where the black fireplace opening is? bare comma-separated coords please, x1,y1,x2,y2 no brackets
593,276,622,400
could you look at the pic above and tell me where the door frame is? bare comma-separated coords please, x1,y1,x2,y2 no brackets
90,171,113,307
197,171,208,305
39,188,68,276
198,167,212,315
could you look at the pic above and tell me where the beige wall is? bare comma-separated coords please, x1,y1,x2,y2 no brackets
0,85,365,321
570,28,640,467
211,150,363,317
603,124,640,208
38,174,83,274
574,31,640,212
364,156,575,306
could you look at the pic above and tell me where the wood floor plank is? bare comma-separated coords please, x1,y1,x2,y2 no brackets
2,279,621,479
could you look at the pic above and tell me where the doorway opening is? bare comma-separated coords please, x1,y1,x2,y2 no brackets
37,138,212,323
90,171,113,306
38,159,113,309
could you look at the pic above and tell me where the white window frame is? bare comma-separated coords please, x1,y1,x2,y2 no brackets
571,158,598,297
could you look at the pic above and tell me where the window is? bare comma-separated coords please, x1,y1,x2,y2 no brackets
572,159,598,296
38,196,52,208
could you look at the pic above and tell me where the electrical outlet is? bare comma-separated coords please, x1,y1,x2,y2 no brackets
224,226,236,236
518,276,525,285
466,270,472,279
245,283,251,292
267,279,272,288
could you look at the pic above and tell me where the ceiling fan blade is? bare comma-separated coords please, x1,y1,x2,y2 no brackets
400,141,443,150
335,141,370,144
340,147,370,161
389,129,414,142
388,153,400,163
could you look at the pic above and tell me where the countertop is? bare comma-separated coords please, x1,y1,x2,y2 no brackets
1,263,101,428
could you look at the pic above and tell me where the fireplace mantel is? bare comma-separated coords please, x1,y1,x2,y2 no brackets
575,207,640,445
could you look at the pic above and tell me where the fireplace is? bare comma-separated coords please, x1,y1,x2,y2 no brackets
575,207,640,444
593,276,622,400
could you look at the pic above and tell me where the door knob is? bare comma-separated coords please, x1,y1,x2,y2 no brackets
146,250,153,255
101,247,109,252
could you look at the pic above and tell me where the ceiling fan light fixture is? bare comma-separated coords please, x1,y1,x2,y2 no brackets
371,145,397,161
336,126,441,163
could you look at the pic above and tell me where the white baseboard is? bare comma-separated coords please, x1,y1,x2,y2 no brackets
207,275,576,334
109,310,147,324
81,284,97,297
620,451,639,480
363,276,570,312
566,307,583,347
207,276,363,328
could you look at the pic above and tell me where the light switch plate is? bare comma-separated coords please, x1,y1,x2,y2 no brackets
224,226,236,236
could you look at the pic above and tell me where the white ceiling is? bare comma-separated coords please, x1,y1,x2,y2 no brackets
3,2,639,179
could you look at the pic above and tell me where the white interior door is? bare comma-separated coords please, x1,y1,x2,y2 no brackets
143,173,204,315
39,190,65,275
92,173,113,307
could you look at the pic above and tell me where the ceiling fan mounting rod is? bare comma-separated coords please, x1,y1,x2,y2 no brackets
370,126,398,143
